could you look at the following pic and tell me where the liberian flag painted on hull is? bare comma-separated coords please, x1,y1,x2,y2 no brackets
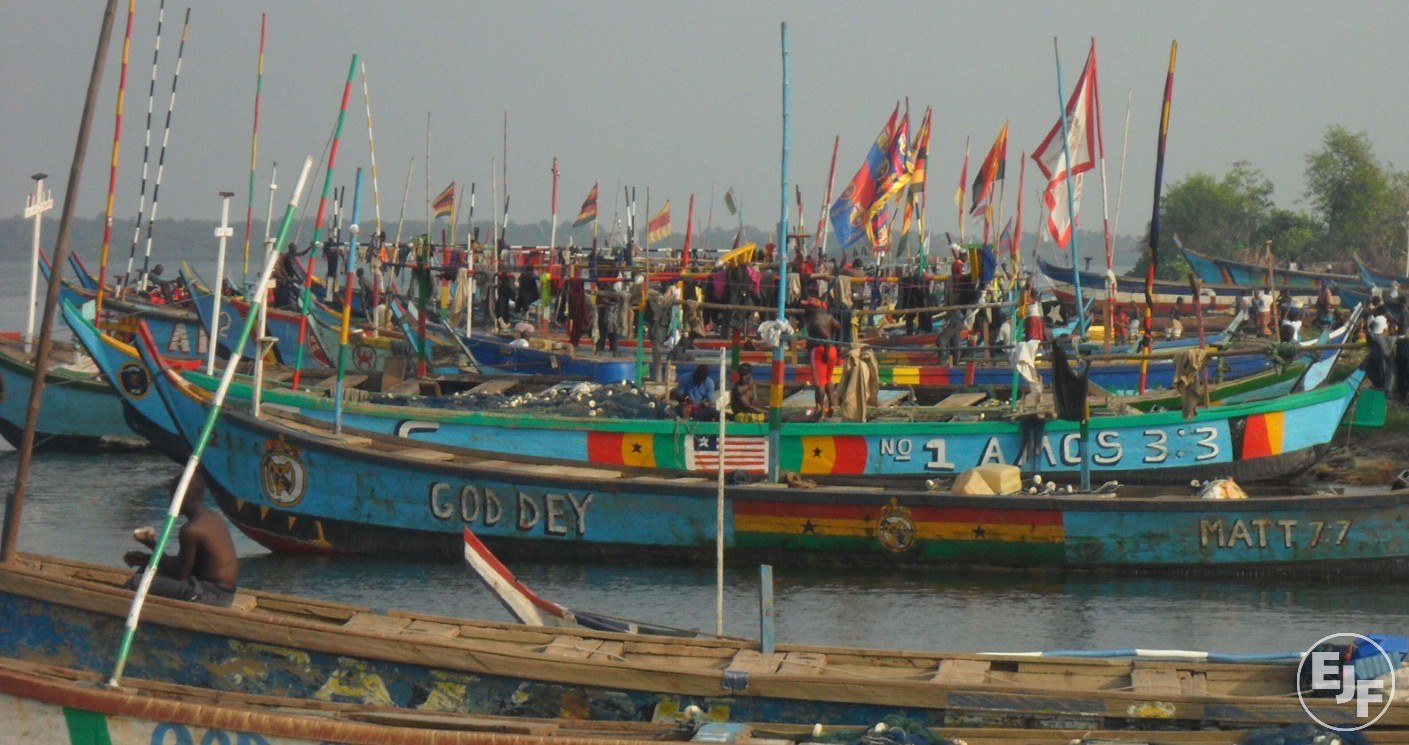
685,434,769,473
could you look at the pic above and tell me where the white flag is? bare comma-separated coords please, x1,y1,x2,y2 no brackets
1030,41,1098,249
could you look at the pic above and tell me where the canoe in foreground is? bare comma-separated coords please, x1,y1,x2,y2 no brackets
0,655,712,745
0,553,1402,732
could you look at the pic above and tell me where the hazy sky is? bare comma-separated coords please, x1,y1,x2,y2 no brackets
3,1,1408,260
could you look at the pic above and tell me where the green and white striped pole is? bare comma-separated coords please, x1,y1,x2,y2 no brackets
108,156,314,688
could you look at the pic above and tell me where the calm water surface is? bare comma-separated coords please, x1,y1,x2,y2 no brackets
2,254,1406,657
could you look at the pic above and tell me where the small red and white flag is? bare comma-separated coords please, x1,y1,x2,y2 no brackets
685,434,769,474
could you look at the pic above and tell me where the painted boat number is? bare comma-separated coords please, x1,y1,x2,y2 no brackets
879,427,1221,471
428,481,592,535
1199,518,1352,549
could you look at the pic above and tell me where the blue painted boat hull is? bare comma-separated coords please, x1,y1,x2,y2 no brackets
0,335,143,451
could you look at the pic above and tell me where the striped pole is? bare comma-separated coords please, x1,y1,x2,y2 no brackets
136,7,191,292
290,53,358,390
109,157,313,688
360,61,383,238
768,22,790,483
334,169,364,433
240,14,266,288
95,0,135,319
121,0,165,295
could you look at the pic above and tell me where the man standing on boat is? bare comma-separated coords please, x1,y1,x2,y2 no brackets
123,472,239,607
803,297,843,420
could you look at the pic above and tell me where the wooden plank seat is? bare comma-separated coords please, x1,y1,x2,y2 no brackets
932,658,990,685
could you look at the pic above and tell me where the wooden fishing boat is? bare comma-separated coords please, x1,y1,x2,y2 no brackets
1037,255,1240,312
39,249,215,363
129,313,1357,486
0,655,728,745
2,553,1405,732
1355,253,1409,289
1180,246,1357,290
139,331,1391,570
0,332,143,451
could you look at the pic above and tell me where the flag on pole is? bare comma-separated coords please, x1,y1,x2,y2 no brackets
433,182,456,220
724,188,738,216
866,112,913,245
829,104,900,248
970,122,1009,215
997,218,1015,259
647,201,671,244
573,183,598,227
954,139,970,211
909,107,932,195
1031,42,1099,248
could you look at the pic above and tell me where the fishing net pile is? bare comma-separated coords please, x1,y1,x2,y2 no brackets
371,380,672,419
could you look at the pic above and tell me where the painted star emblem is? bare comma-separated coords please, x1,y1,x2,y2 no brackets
801,520,819,535
972,525,987,538
631,442,643,453
812,447,824,458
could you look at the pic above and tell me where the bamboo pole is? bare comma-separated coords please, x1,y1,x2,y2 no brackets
96,0,135,319
360,61,383,238
334,169,364,433
768,22,790,483
2,0,119,564
240,14,267,288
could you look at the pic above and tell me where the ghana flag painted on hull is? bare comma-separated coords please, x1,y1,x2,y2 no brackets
731,496,1066,564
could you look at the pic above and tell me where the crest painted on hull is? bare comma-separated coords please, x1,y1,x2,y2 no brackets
876,498,917,553
117,362,150,399
261,440,308,508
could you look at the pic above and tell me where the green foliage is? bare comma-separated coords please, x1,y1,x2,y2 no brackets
1129,126,1409,278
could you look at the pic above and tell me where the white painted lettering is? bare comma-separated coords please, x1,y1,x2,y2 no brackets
568,493,593,535
517,491,540,530
1092,430,1123,465
545,494,568,535
429,482,453,520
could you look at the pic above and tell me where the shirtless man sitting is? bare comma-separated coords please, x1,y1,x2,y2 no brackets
124,472,240,607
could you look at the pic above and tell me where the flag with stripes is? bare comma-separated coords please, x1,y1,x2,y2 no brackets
647,201,671,243
970,122,1009,215
573,183,599,227
433,182,456,220
685,434,769,474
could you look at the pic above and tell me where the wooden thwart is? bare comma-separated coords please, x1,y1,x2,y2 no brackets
933,659,991,685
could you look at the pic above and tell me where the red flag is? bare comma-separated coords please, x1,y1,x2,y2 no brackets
1031,42,1099,248
970,122,1009,215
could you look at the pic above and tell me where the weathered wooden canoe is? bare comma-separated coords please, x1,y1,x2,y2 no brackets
0,655,719,745
1,553,1403,731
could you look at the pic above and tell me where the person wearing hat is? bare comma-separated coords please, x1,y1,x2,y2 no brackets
672,363,717,420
